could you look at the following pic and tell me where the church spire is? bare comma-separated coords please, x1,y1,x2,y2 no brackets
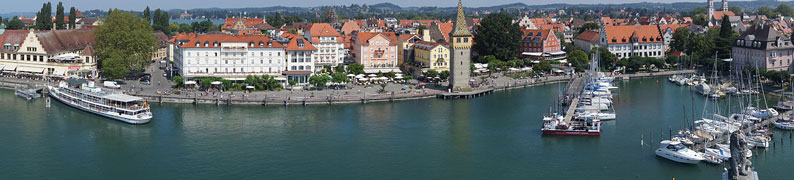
451,0,471,36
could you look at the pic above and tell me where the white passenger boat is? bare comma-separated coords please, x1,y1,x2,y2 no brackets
655,140,704,164
48,78,152,124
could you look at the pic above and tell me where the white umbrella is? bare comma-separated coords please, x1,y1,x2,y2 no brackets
211,81,222,85
368,74,377,77
245,86,255,89
347,74,355,77
379,77,388,80
355,74,365,78
184,81,197,85
394,76,403,79
358,78,368,81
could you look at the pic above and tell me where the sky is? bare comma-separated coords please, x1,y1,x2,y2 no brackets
1,0,713,13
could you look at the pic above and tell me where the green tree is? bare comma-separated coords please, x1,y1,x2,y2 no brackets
729,6,743,15
716,15,734,59
347,63,365,75
593,47,617,71
7,16,24,30
68,7,76,29
334,65,345,73
309,75,331,88
55,2,65,29
95,10,156,79
670,27,692,52
758,6,777,18
577,23,600,34
143,6,151,24
533,60,552,73
473,12,522,61
776,4,794,17
424,69,439,78
35,2,52,30
173,76,184,88
439,70,450,81
331,72,348,83
267,12,285,28
568,49,589,72
693,14,708,26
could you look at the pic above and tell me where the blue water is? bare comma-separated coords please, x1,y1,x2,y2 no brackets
1,77,792,179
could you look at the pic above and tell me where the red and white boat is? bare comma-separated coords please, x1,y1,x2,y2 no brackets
541,113,601,136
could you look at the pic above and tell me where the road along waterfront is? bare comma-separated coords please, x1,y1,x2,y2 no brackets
2,76,794,179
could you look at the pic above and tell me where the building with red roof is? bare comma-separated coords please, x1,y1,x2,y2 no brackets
518,29,564,60
0,29,96,77
351,31,400,73
574,30,600,53
283,35,317,84
173,34,286,80
304,23,345,68
600,25,665,59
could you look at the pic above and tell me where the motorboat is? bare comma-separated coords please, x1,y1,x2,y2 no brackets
702,153,723,165
746,135,770,148
655,140,705,164
576,111,616,120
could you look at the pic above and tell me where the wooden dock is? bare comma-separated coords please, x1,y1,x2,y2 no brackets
437,88,494,99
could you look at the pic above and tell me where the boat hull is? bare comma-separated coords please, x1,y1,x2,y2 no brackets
541,129,600,136
49,87,151,124
655,150,702,164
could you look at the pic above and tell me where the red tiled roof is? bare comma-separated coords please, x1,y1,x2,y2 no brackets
178,34,283,48
604,25,663,44
414,40,445,51
35,29,95,54
399,34,420,41
713,11,736,21
0,30,29,52
659,24,688,34
521,29,553,41
80,45,94,55
341,21,361,35
223,18,266,29
75,9,85,18
283,36,317,51
356,32,398,46
307,23,342,42
575,30,600,42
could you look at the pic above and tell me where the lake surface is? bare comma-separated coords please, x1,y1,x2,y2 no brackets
1,77,793,179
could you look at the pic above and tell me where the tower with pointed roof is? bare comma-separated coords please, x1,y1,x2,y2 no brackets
449,0,472,92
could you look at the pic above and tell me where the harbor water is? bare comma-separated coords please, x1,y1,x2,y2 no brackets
1,77,793,179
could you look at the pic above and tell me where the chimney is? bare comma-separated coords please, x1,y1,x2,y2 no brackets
422,29,430,42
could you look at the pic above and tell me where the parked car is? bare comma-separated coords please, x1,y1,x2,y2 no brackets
103,81,121,89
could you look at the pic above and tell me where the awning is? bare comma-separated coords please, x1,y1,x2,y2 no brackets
363,68,400,74
2,64,17,71
548,51,567,55
274,77,287,81
211,81,222,85
52,67,67,76
184,81,197,85
522,52,543,56
17,66,45,73
282,70,312,75
103,93,143,102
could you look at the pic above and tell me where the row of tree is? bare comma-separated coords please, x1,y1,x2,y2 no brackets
142,7,172,35
32,2,77,30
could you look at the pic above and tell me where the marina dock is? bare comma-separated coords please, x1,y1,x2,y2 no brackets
692,111,789,152
560,76,586,123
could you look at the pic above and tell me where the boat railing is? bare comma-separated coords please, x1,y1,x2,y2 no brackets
58,87,148,111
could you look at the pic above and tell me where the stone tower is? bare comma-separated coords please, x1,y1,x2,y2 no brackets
326,8,338,24
449,0,473,92
707,0,715,24
722,0,728,12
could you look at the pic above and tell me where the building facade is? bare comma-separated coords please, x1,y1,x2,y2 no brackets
304,23,344,70
574,30,600,53
0,29,96,78
350,31,400,73
517,29,564,60
732,24,794,72
413,40,450,72
600,25,665,59
283,36,317,85
173,34,286,80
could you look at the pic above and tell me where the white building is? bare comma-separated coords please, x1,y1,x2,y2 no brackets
283,36,317,85
0,29,96,78
304,23,345,70
173,34,286,80
600,25,665,59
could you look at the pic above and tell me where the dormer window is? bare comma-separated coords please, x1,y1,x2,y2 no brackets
267,42,273,47
196,42,200,47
